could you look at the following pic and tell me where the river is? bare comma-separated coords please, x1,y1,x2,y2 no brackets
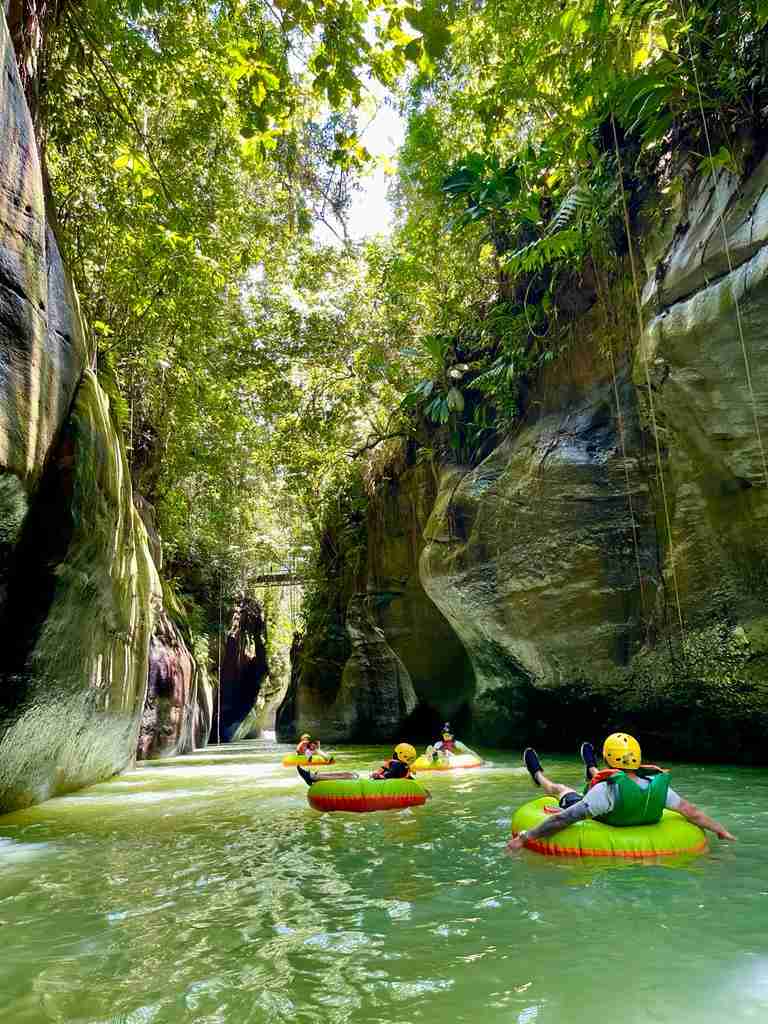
1,740,766,1023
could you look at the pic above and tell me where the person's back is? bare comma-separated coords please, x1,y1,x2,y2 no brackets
583,765,671,827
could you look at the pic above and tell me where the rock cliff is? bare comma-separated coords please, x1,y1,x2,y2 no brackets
286,153,768,760
0,8,208,809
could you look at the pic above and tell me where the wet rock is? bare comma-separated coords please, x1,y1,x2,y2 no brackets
420,342,657,745
279,595,417,743
213,598,269,743
0,371,161,811
366,460,475,724
637,155,768,629
0,12,90,487
137,609,210,759
642,154,768,310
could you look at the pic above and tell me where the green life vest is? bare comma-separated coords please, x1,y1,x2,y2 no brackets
588,769,670,827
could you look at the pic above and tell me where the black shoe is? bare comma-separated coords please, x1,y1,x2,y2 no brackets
296,766,314,786
523,748,542,785
580,741,598,782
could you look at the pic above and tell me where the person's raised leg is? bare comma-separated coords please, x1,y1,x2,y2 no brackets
523,748,578,800
296,767,357,786
580,741,599,782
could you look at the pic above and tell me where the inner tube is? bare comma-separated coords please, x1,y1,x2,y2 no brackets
307,778,427,813
511,797,708,858
412,752,483,772
282,754,335,767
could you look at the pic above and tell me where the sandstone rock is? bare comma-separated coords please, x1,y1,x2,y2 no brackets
420,341,657,744
366,461,475,722
0,12,90,486
636,164,768,629
137,609,204,759
0,371,162,811
642,154,768,311
279,595,417,742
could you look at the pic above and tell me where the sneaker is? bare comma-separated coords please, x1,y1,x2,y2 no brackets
580,741,598,782
296,765,314,786
523,747,542,785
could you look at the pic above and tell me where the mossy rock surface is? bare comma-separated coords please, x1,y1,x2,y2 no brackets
0,371,161,811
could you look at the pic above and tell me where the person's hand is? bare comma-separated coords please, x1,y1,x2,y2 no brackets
506,833,526,852
716,828,736,840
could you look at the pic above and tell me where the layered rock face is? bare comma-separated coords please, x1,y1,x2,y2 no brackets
421,341,657,744
0,9,180,809
0,370,162,810
366,461,475,728
0,12,88,489
137,610,213,759
134,498,212,759
279,595,417,742
285,154,768,758
277,461,473,743
639,155,768,626
419,156,768,752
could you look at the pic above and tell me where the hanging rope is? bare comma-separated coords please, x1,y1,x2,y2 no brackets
676,0,768,491
597,280,647,616
610,114,686,637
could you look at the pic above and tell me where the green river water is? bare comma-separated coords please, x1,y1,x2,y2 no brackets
1,740,766,1024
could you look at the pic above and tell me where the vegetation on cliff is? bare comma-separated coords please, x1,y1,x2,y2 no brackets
10,0,768,753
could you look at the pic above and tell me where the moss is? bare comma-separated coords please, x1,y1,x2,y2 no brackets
295,470,368,697
497,620,768,762
0,474,27,589
0,371,161,812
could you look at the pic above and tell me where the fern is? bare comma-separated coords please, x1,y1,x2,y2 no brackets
502,226,584,276
546,184,592,234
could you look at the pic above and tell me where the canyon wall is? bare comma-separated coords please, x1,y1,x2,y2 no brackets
282,155,768,760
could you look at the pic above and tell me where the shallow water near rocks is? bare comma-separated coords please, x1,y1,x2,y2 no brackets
1,740,766,1023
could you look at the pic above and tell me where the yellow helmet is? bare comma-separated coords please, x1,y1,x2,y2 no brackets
394,742,417,764
300,733,311,740
603,732,641,770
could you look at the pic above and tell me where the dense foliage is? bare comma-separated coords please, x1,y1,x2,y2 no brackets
24,0,768,666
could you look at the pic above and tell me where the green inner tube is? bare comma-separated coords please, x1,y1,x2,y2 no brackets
512,797,708,858
308,777,427,813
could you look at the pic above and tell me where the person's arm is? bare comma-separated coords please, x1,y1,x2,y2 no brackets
507,799,591,851
676,799,736,840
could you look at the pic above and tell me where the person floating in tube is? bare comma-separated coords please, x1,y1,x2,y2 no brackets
428,723,467,762
296,743,418,786
507,733,736,852
295,734,333,763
